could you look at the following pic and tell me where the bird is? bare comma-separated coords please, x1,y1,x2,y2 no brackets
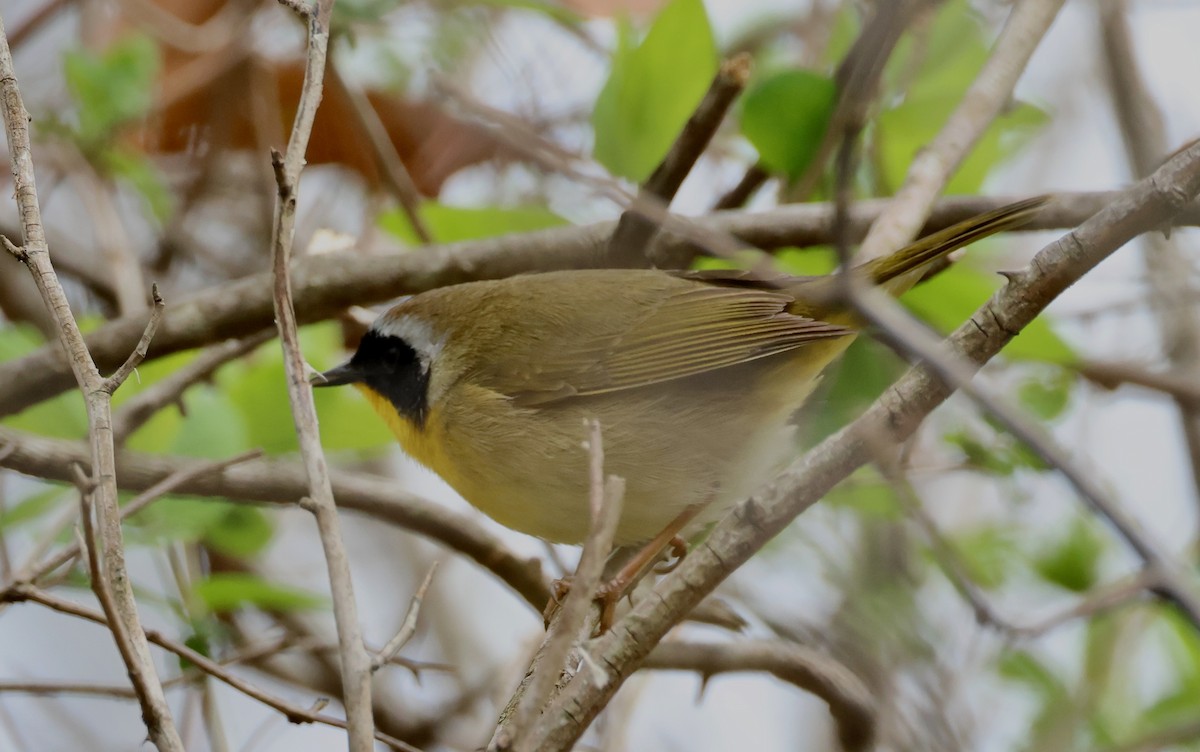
313,196,1046,600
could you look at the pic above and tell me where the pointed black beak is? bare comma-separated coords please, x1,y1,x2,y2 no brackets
311,361,363,387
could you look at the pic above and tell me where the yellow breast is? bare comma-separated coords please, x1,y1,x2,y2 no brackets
355,385,461,488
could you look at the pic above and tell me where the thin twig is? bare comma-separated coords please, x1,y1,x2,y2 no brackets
791,0,933,203
850,281,1200,628
1077,361,1200,404
269,1,374,747
873,451,1019,634
103,283,165,392
112,332,274,443
0,682,140,698
856,0,1067,262
371,562,439,673
329,62,431,243
7,0,69,51
643,640,876,752
0,16,183,750
878,453,1154,639
0,425,551,610
1099,715,1200,752
59,146,148,316
432,73,764,266
75,468,168,721
494,421,625,751
6,450,263,591
711,163,769,211
1014,572,1154,638
607,54,752,266
6,585,421,752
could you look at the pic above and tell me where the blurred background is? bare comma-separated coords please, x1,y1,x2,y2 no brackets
1,0,1199,750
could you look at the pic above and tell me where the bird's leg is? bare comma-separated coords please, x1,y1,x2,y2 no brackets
594,504,704,631
542,505,705,631
653,536,689,574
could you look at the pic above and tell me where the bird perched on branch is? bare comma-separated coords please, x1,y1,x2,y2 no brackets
314,196,1048,619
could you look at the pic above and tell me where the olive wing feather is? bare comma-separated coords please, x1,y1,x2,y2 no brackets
488,283,853,406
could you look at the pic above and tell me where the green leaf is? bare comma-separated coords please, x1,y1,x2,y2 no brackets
591,0,718,181
0,488,66,531
379,203,567,246
63,35,159,151
950,525,1018,589
740,69,837,180
1156,606,1200,685
874,2,1047,194
172,388,250,459
798,337,907,446
998,649,1077,746
998,650,1070,700
775,245,838,276
822,3,861,66
334,0,406,24
1140,692,1200,742
823,474,903,520
877,98,1047,195
127,494,274,557
220,346,302,455
904,264,1075,364
891,0,989,105
179,632,211,671
192,573,325,614
203,506,274,558
0,325,88,439
103,148,174,221
1033,517,1106,593
219,323,393,455
126,496,231,545
945,430,1016,476
1018,367,1075,421
1128,610,1200,742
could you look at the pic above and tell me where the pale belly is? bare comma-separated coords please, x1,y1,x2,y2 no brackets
424,352,836,545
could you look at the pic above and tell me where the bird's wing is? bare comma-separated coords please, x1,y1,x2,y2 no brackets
487,282,853,406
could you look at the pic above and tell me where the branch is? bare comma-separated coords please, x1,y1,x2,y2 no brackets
520,133,1200,752
102,283,165,392
1101,717,1200,752
1100,0,1200,528
4,585,421,752
885,455,1156,639
371,562,438,673
268,0,375,747
0,16,183,750
7,450,262,589
856,0,1067,262
1,190,1196,418
607,54,751,266
711,163,768,210
850,280,1200,628
643,640,875,752
75,464,161,716
1077,361,1200,404
0,682,140,699
789,0,933,203
329,61,431,243
0,426,551,610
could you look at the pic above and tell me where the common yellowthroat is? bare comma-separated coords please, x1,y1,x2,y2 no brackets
314,197,1046,546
